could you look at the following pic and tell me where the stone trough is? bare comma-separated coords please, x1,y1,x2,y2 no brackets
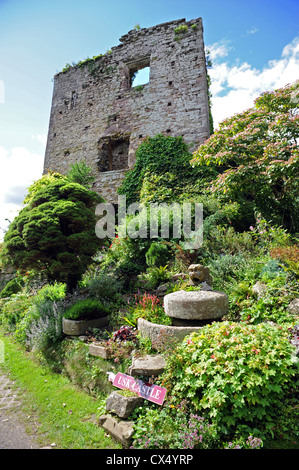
62,316,108,336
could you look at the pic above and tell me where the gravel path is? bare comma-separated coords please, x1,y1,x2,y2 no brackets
0,373,41,449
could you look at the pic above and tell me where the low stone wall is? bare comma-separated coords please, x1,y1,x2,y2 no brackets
0,267,15,293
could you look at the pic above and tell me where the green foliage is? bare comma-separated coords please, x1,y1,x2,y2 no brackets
81,271,123,304
132,400,219,449
62,340,114,396
101,232,151,288
145,242,170,267
174,24,189,35
11,282,66,349
66,160,96,188
192,81,299,232
123,292,171,327
270,244,299,277
0,292,33,331
118,134,216,206
64,299,109,321
25,300,65,358
33,282,66,306
0,276,24,298
140,265,170,289
61,53,104,73
2,178,104,292
161,322,298,439
23,171,66,205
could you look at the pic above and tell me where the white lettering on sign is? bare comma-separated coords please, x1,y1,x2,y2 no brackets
112,372,167,405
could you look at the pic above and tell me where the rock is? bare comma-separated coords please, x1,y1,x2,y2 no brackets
287,298,299,315
164,290,228,320
138,318,202,350
89,342,110,359
106,391,143,419
156,283,170,297
98,414,134,448
128,354,166,377
171,273,188,281
200,281,213,291
188,264,213,287
252,282,267,299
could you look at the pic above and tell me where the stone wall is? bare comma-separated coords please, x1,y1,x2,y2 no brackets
44,17,210,203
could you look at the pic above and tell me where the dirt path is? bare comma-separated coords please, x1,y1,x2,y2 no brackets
0,373,42,449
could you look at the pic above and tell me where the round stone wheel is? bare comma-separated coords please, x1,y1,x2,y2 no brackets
164,290,228,320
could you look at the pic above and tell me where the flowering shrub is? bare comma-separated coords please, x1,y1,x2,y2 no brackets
289,324,299,354
225,435,263,449
25,301,64,354
123,292,171,327
131,400,218,449
160,321,298,438
270,245,299,277
191,82,299,232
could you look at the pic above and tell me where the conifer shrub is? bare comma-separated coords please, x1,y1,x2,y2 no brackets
64,299,109,321
145,242,170,267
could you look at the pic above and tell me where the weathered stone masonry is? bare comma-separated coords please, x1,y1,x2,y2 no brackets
44,18,210,202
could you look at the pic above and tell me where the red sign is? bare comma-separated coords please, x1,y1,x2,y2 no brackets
112,372,166,405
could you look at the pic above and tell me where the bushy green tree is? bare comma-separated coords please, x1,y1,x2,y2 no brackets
191,81,299,232
2,178,104,292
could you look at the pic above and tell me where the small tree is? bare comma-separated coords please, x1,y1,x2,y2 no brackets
66,159,96,188
191,81,299,232
1,177,104,292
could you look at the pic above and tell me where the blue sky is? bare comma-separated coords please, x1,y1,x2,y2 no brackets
0,0,298,238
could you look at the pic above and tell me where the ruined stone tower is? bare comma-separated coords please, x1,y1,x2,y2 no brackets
43,17,210,202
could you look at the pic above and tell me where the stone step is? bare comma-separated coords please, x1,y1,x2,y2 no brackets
89,342,110,359
98,414,134,448
128,354,166,377
106,391,143,419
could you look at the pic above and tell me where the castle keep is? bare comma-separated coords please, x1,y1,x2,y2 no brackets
43,18,210,202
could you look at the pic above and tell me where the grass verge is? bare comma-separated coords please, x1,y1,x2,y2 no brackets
0,330,120,449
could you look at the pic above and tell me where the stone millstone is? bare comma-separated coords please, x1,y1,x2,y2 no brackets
106,391,143,419
137,318,202,350
128,355,166,377
164,290,228,320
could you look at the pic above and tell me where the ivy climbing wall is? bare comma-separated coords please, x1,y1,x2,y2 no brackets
43,17,210,202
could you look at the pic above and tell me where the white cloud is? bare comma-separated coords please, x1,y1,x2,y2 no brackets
0,146,44,240
208,37,299,129
32,134,47,146
246,27,259,36
207,40,231,61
